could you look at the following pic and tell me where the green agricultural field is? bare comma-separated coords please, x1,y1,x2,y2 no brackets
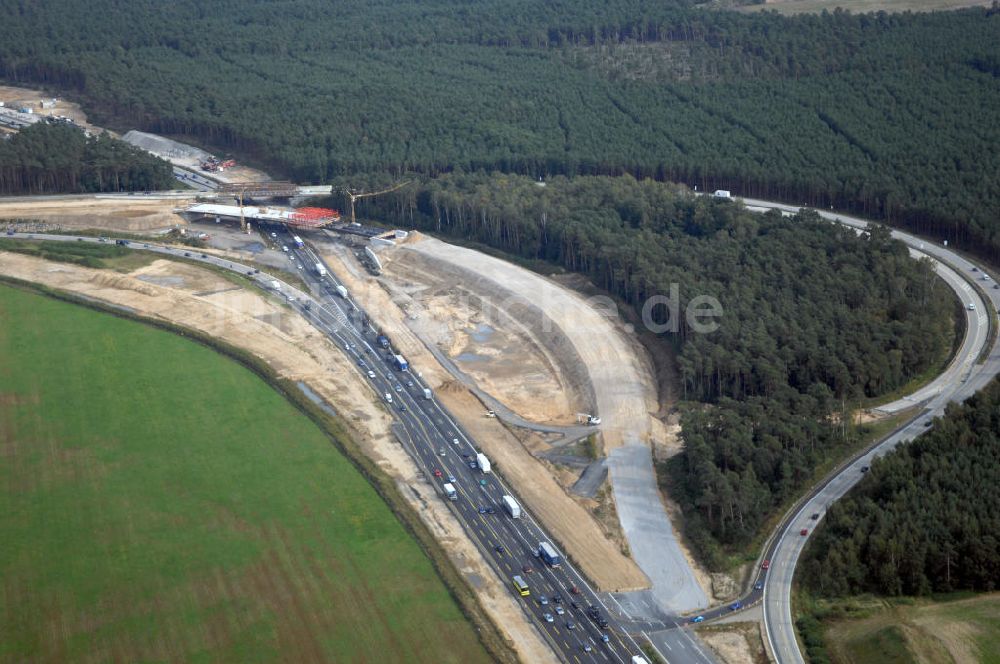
0,284,491,663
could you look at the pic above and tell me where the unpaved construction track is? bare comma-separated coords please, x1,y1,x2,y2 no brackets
318,240,651,591
376,236,710,611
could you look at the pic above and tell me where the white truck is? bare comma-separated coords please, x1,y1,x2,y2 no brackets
270,280,281,291
423,387,433,400
336,284,348,298
315,262,327,277
502,495,521,519
476,453,491,474
443,483,457,501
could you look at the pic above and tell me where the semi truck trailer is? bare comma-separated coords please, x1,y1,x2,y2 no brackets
502,495,521,519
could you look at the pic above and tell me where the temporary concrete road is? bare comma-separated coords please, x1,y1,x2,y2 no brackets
738,198,1000,664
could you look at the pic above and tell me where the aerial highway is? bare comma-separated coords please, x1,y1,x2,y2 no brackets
5,229,657,664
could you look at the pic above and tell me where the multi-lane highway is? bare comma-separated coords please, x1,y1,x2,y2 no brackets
6,229,654,664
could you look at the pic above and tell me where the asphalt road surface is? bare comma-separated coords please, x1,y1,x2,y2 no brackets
6,230,657,664
736,199,1000,663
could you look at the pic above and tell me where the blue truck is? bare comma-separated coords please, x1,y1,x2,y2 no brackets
377,335,390,349
538,541,561,567
392,354,409,371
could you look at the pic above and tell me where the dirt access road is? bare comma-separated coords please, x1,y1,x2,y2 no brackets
0,250,557,664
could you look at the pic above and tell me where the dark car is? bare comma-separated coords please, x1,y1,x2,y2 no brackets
184,252,191,257
551,594,562,604
730,601,742,611
570,601,580,610
522,564,534,574
810,513,820,520
566,621,576,630
485,507,496,514
494,544,505,554
755,581,764,590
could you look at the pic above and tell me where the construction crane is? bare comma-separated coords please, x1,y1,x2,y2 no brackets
344,180,411,225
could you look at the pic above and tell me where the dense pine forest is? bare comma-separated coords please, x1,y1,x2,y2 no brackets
0,1,997,259
353,172,954,562
0,123,174,194
802,377,1000,597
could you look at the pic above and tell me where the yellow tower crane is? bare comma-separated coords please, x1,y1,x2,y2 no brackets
344,180,411,225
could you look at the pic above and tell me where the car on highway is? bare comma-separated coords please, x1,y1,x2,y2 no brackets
522,564,533,574
800,528,809,536
468,459,477,469
555,605,565,616
398,403,406,411
494,544,505,554
810,512,820,520
543,613,554,623
439,448,447,457
583,644,593,653
478,506,487,514
762,560,770,570
395,383,403,392
570,585,581,595
281,245,288,252
690,616,704,623
184,252,191,257
433,469,442,478
539,596,549,606
452,438,460,446
566,621,576,630
861,466,870,473
968,303,977,310
407,380,413,387
485,506,496,514
755,581,764,590
600,634,610,643
730,601,742,611
552,593,562,603
447,474,456,483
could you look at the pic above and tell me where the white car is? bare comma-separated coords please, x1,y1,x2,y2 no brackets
281,245,288,252
452,438,460,446
543,613,554,623
367,370,376,379
968,303,977,311
555,606,565,616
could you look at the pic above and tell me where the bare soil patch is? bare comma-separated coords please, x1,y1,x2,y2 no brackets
0,84,103,134
0,196,193,231
318,241,649,591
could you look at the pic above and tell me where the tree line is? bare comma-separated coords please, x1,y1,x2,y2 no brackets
802,377,1000,597
0,123,174,194
346,171,954,564
0,2,996,261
